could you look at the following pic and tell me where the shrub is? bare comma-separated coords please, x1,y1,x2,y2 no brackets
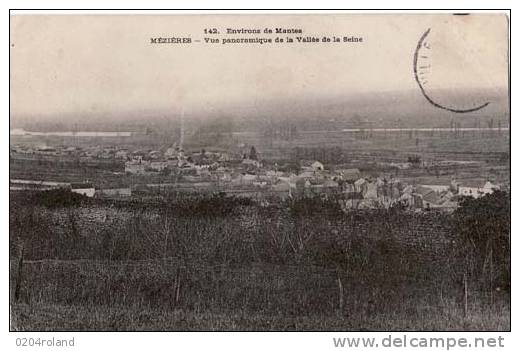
28,189,88,208
452,191,510,291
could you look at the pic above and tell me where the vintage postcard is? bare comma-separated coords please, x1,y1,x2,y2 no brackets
9,13,510,332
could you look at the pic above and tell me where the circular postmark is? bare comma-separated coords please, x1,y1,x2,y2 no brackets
413,28,490,113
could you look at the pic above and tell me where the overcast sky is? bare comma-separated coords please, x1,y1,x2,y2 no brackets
10,14,509,121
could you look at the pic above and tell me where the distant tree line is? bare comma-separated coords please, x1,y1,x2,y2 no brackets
292,146,345,163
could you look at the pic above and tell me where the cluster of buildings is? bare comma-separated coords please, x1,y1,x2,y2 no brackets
126,150,501,210
10,140,503,210
124,147,231,175
241,161,499,210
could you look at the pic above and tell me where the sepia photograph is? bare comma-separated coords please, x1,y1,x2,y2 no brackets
9,12,510,332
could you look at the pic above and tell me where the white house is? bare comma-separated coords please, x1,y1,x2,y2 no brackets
354,178,367,192
71,183,95,197
149,161,169,171
311,161,324,171
455,180,500,199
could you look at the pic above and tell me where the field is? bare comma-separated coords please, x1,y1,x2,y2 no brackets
9,191,510,331
10,130,510,194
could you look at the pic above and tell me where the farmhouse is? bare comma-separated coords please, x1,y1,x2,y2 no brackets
453,180,500,199
71,183,95,197
311,161,324,171
301,160,324,172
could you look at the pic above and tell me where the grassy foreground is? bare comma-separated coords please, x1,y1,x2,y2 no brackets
9,192,510,331
11,300,510,331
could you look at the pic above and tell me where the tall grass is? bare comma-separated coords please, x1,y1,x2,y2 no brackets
9,190,510,330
